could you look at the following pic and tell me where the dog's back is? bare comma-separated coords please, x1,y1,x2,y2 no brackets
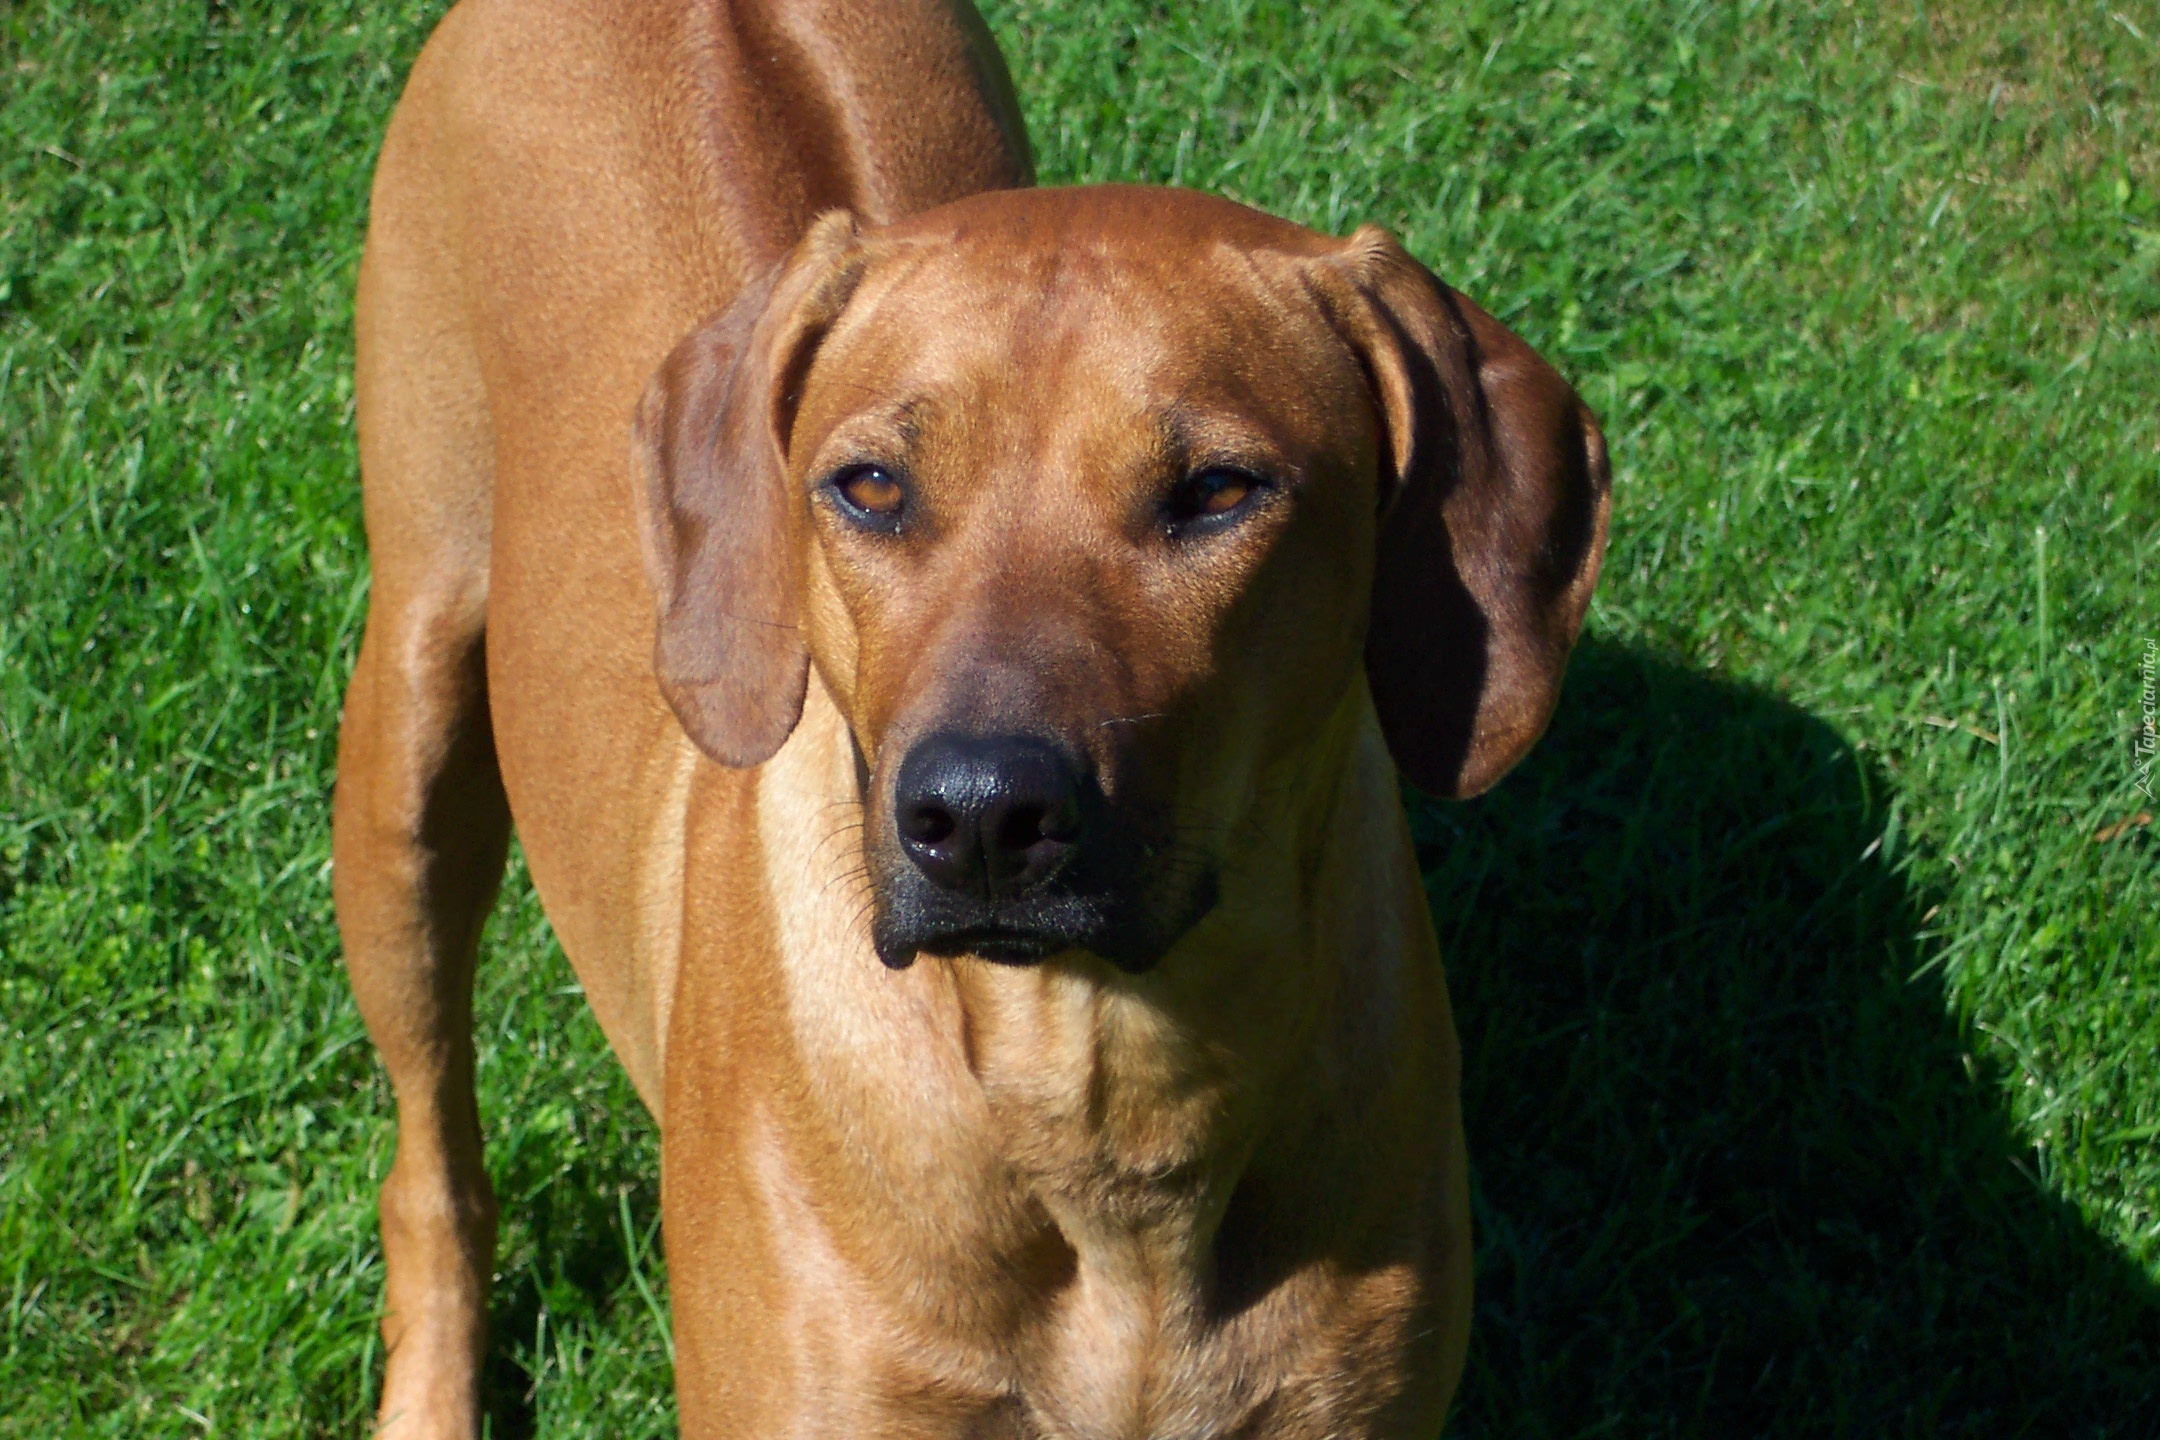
338,3,1027,1429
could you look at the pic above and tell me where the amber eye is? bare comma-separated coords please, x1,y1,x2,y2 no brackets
828,465,906,527
1164,467,1265,533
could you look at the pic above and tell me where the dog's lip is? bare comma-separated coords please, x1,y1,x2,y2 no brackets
885,923,1077,968
867,843,1215,975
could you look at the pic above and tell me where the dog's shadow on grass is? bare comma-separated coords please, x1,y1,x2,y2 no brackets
478,1167,660,1438
1424,639,2159,1437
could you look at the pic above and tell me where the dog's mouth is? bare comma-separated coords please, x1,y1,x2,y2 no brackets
909,924,1069,966
868,867,1218,975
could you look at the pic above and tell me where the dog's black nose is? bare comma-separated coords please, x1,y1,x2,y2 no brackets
894,734,1084,899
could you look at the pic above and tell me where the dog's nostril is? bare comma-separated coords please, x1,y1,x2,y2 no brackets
997,803,1054,854
1038,797,1079,844
902,804,957,847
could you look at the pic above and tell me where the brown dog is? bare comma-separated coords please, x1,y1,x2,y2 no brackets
333,1,1610,1436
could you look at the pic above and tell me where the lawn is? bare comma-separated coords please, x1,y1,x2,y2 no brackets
1,0,2155,1434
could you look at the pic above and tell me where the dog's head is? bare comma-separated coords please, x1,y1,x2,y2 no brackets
635,186,1609,972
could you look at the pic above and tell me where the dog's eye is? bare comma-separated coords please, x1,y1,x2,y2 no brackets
827,465,906,527
1164,467,1265,533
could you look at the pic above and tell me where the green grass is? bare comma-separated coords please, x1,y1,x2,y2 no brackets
1,0,2154,1434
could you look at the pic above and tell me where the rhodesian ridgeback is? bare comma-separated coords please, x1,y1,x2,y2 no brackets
333,1,1610,1435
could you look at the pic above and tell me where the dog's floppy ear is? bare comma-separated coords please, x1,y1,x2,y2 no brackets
1317,227,1612,799
632,211,868,767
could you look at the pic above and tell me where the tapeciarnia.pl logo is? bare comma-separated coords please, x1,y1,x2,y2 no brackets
2138,639,2157,800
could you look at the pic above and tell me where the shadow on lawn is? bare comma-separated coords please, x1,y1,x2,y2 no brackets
1426,639,2160,1439
478,1167,661,1438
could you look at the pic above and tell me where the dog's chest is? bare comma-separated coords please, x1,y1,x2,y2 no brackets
957,1016,1420,1439
981,1226,1423,1440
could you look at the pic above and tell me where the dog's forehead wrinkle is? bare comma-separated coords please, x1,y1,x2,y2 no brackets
839,241,939,331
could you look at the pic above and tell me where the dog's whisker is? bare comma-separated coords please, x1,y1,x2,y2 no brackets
812,822,867,857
